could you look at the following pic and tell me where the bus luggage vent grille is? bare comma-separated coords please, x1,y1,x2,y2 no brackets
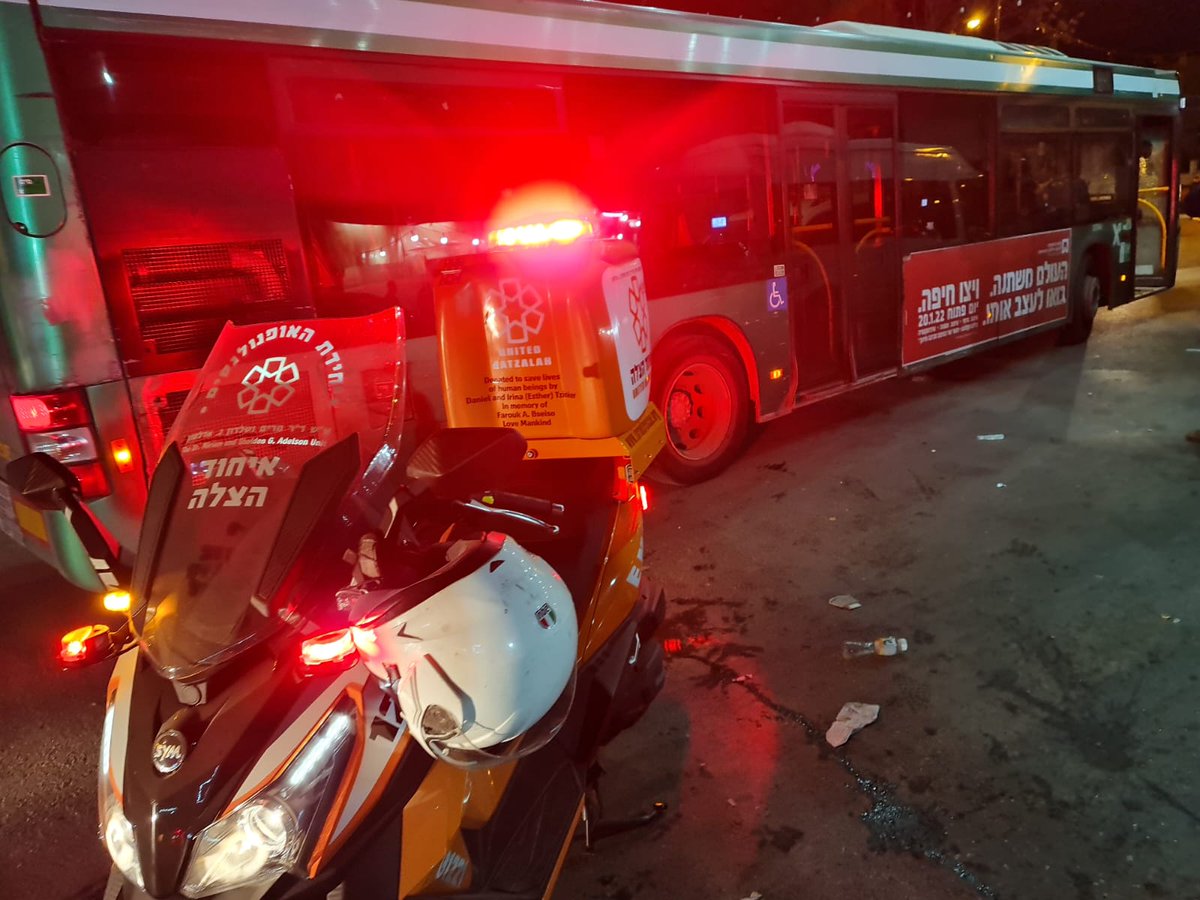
123,239,310,357
156,390,192,438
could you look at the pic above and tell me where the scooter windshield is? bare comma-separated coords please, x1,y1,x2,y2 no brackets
135,311,406,681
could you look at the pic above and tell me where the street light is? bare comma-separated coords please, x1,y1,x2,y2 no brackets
965,14,984,31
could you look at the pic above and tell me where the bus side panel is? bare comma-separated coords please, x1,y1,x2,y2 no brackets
0,3,121,392
0,4,145,587
1071,220,1132,309
648,282,792,421
86,380,149,550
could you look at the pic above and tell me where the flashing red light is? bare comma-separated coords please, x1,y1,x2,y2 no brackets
489,218,592,248
11,389,90,433
59,624,112,667
663,635,711,656
300,629,359,673
639,483,650,512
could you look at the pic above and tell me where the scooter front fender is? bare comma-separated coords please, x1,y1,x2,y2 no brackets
103,865,276,900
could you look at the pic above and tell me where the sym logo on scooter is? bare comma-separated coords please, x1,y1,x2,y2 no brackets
152,729,188,775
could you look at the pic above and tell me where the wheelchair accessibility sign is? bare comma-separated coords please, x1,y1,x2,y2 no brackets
767,279,787,312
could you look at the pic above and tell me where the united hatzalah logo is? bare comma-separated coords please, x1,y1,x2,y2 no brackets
488,279,545,345
628,274,650,353
237,356,300,415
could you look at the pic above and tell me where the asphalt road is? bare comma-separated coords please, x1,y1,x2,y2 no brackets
2,228,1199,900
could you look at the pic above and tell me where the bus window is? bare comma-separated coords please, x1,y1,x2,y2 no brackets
1075,134,1132,223
897,93,993,249
846,107,896,250
998,134,1075,235
570,77,775,297
48,36,313,375
301,220,465,338
783,104,839,248
277,63,581,337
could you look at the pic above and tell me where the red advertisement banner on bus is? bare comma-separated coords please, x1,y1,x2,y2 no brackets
901,230,1072,367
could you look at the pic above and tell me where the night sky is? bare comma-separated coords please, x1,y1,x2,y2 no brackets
625,0,1198,63
1075,0,1198,58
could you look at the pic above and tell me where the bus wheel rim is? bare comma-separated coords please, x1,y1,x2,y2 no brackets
1083,274,1101,315
665,362,733,461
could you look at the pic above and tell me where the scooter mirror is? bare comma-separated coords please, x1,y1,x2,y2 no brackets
5,452,124,572
406,427,527,497
5,452,78,512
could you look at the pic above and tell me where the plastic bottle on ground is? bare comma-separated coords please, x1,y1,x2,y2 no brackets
842,636,909,659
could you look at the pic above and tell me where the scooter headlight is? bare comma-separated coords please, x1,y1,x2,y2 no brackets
98,699,144,891
180,702,358,898
180,799,299,898
102,798,144,890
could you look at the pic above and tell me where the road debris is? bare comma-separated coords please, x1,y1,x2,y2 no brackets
843,636,910,659
1160,614,1182,624
739,893,763,900
996,482,1007,489
826,702,880,748
828,594,862,611
976,434,1005,441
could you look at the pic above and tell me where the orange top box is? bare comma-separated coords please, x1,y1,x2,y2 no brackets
434,241,652,444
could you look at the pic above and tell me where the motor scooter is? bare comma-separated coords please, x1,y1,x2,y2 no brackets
10,233,667,899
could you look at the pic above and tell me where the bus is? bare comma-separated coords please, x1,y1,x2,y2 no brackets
0,0,1181,588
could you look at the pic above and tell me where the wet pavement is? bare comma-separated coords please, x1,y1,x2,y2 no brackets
2,224,1199,899
559,224,1200,900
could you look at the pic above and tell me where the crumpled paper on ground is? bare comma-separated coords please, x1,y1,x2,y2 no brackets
825,702,880,747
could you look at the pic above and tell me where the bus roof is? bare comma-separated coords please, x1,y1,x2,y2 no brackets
32,0,1180,101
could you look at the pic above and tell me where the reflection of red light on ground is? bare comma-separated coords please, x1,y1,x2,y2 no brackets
678,653,779,871
663,634,711,655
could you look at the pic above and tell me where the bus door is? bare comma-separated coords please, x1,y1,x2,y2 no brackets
1134,115,1178,290
781,102,848,391
842,105,900,377
781,99,900,393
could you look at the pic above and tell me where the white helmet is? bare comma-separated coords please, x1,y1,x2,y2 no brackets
358,532,578,768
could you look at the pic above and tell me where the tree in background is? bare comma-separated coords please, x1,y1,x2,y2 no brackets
809,0,1082,46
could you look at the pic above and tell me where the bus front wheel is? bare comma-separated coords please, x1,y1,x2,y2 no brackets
652,335,751,484
1060,257,1105,345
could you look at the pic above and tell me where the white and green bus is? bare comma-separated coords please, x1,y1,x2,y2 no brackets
0,0,1181,587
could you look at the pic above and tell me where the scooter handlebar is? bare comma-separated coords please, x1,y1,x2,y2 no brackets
456,498,560,537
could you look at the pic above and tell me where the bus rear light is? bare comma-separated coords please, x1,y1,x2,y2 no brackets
27,427,99,465
110,440,135,473
488,218,592,248
70,462,110,500
10,389,90,433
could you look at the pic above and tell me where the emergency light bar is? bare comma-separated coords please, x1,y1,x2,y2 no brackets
488,218,592,248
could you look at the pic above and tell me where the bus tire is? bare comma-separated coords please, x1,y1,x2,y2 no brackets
1060,257,1105,345
652,334,751,484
